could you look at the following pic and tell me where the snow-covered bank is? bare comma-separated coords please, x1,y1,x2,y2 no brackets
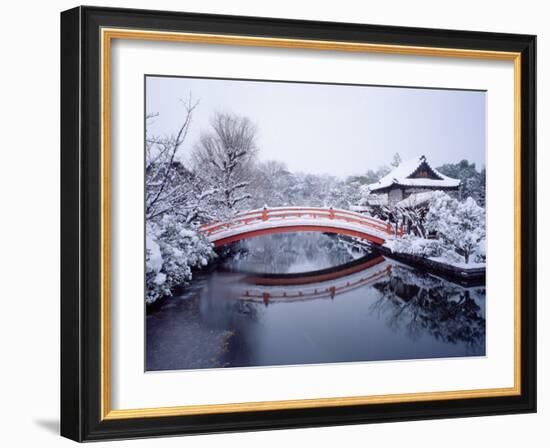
378,243,485,286
146,217,216,304
381,190,486,272
384,236,486,272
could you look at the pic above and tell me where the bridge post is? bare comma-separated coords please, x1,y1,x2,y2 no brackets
329,207,335,220
262,206,268,221
262,292,270,306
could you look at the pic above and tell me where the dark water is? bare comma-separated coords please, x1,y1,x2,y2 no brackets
146,233,486,371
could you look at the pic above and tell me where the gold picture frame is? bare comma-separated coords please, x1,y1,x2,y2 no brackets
61,6,536,441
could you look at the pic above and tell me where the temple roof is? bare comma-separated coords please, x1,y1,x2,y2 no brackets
368,155,460,192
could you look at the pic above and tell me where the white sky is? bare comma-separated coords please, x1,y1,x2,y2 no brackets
146,76,486,178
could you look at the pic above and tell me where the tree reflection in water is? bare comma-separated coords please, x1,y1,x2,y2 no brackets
370,264,485,351
225,232,362,274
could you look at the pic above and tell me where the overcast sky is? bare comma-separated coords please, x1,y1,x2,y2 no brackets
146,76,486,178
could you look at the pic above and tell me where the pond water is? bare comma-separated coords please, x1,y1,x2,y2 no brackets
146,233,486,371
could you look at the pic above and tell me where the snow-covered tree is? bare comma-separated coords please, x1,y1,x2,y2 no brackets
453,197,486,263
325,178,364,209
391,152,402,168
385,234,444,258
146,216,214,304
348,164,391,185
192,113,258,216
248,160,293,208
379,201,428,238
145,96,216,304
437,159,486,206
146,97,200,220
425,192,485,264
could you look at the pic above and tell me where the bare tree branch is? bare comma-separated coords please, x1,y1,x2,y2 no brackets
146,94,199,218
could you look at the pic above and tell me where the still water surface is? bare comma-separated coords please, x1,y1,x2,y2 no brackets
146,233,485,371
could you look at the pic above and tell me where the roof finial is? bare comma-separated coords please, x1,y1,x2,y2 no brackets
420,154,426,161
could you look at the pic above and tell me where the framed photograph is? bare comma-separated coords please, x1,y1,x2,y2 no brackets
60,6,536,441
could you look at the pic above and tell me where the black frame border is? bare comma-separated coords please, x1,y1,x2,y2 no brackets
61,6,536,442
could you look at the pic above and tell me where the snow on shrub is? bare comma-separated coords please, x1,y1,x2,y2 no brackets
385,235,444,258
474,238,486,263
425,192,485,264
145,215,215,304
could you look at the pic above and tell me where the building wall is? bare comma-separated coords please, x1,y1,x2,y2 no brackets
384,187,461,205
388,188,403,203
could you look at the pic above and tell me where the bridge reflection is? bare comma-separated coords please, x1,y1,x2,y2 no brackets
225,253,391,304
224,256,485,349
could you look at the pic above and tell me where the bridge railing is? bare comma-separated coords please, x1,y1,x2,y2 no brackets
236,206,386,226
198,206,401,237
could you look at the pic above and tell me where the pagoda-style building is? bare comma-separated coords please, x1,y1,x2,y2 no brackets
368,155,460,205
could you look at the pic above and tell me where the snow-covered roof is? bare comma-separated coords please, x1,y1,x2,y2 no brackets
368,155,460,192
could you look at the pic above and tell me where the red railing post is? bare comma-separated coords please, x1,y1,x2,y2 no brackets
262,206,268,221
329,207,335,220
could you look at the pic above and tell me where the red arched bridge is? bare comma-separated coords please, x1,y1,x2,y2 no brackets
199,207,401,248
